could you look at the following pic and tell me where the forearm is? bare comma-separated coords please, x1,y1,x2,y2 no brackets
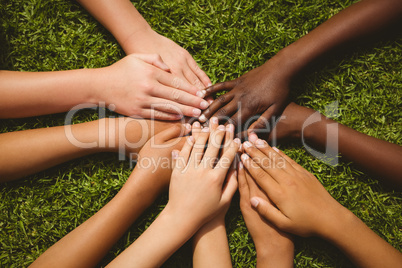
254,236,294,268
0,69,101,118
77,0,151,54
275,0,402,78
323,209,402,268
192,219,232,268
304,114,402,187
108,206,198,267
0,120,103,181
30,168,162,268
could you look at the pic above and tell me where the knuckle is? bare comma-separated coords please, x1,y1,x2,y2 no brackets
171,89,181,101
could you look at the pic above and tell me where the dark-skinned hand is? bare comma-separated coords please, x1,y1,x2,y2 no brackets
199,58,291,136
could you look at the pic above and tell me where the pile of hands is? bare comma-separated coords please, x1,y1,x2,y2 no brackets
115,31,348,251
101,26,292,136
147,118,351,260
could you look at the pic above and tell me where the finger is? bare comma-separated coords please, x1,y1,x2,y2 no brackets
248,105,277,139
148,97,202,118
199,95,236,123
175,135,195,171
221,168,238,204
139,109,182,121
272,147,307,174
214,139,240,178
202,80,237,98
132,53,170,72
202,125,226,168
191,121,202,139
224,108,250,129
245,169,267,200
156,71,199,96
156,123,191,142
222,124,235,155
240,153,279,197
189,127,210,166
182,65,205,91
250,197,292,231
238,161,250,200
186,57,212,88
208,116,219,131
153,84,209,111
243,140,289,179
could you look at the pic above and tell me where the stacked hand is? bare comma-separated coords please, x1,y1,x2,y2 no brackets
97,54,210,120
199,57,291,136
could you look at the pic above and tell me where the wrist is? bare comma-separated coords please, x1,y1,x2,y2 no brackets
162,204,203,236
273,41,313,79
121,27,157,55
255,238,294,267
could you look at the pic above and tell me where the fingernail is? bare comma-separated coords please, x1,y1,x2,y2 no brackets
202,127,210,132
172,150,179,159
208,99,214,104
211,117,218,124
187,136,195,143
202,89,207,95
250,197,259,208
193,121,200,128
199,114,207,122
196,91,205,98
226,124,234,132
244,141,252,148
234,138,241,144
256,139,265,146
273,147,279,153
193,109,201,117
248,132,258,142
184,123,191,130
238,161,243,169
200,100,209,109
218,125,225,131
207,83,212,87
241,153,249,161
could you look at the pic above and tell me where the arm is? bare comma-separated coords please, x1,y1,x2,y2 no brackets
30,124,190,267
252,102,402,187
0,54,208,119
108,125,240,267
77,0,211,90
200,0,402,129
0,116,181,182
191,118,233,268
240,139,402,268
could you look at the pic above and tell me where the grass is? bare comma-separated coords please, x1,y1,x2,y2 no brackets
0,0,401,267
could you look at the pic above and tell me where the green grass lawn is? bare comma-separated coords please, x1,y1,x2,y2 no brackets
0,0,401,267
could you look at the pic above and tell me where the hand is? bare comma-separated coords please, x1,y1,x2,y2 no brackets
167,125,241,227
199,57,291,133
97,54,210,120
238,161,294,267
131,123,192,192
240,139,346,238
126,29,212,91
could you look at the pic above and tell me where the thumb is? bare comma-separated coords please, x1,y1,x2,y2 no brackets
133,53,170,72
250,197,291,231
159,123,191,142
248,106,276,139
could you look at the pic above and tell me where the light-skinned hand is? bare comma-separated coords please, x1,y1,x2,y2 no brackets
240,139,346,238
127,29,212,92
96,54,210,120
238,160,294,267
167,125,241,227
